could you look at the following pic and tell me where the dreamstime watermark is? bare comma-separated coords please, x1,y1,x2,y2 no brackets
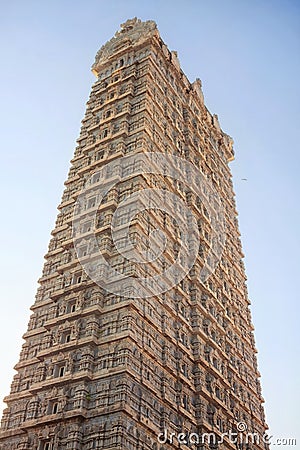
157,422,297,447
72,152,226,298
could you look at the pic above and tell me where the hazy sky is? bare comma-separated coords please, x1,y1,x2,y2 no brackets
0,1,299,447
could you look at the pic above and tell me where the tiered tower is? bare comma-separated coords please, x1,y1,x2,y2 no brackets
0,18,268,450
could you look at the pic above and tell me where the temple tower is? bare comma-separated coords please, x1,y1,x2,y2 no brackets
0,18,268,450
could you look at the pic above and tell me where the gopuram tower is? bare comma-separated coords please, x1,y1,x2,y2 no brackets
0,18,269,450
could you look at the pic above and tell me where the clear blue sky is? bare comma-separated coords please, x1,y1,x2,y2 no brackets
0,1,299,447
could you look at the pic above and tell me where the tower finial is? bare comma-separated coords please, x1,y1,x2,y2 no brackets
119,17,139,33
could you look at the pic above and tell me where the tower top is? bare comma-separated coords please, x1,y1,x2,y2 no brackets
92,18,158,74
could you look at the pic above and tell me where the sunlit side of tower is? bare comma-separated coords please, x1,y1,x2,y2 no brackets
0,18,268,450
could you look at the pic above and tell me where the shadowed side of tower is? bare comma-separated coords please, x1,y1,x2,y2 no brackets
0,18,268,450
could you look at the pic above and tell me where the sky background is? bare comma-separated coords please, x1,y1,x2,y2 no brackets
0,1,299,448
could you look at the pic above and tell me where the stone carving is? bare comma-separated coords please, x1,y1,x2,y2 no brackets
92,18,158,72
191,78,204,104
